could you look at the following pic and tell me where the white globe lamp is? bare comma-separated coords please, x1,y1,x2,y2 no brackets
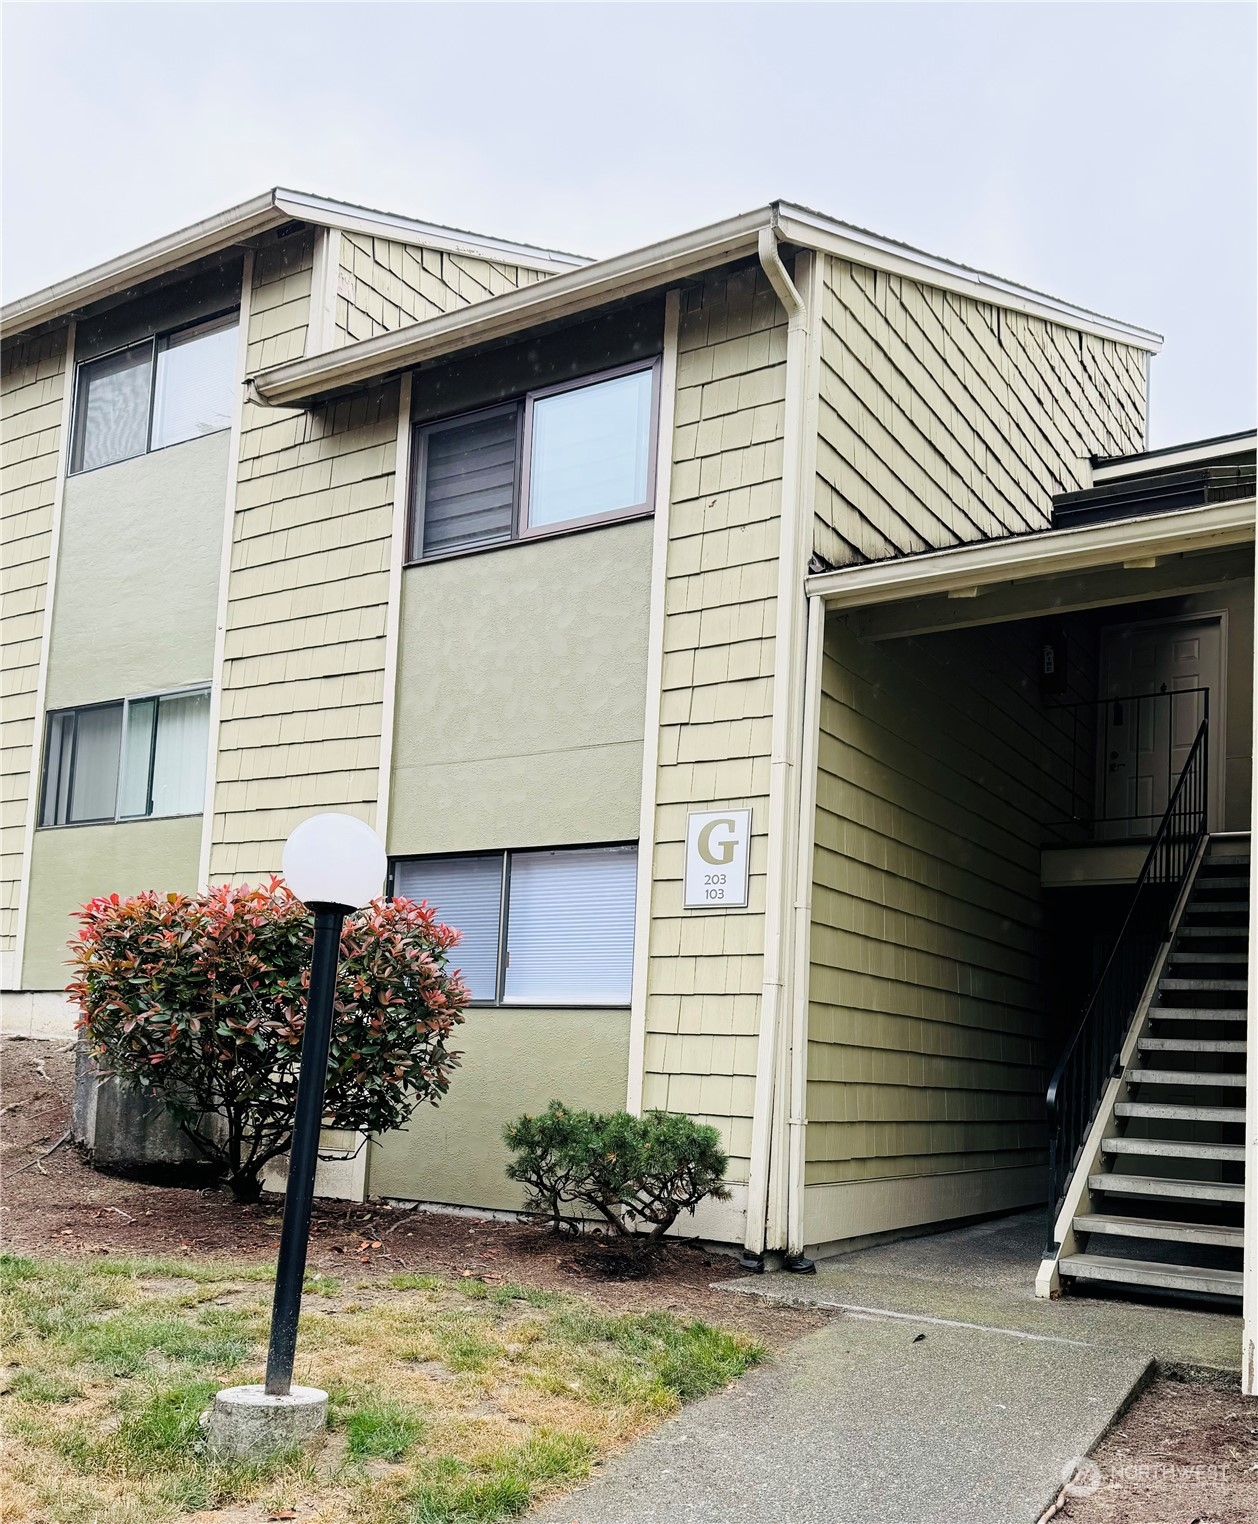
281,812,386,910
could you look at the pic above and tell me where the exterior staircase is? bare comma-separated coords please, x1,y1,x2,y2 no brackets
1056,835,1249,1301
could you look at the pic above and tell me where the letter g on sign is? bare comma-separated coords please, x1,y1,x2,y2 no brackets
697,818,737,867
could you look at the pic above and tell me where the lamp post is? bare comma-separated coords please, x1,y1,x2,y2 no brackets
207,812,385,1460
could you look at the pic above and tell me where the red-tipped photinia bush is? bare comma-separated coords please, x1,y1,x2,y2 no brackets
68,880,469,1202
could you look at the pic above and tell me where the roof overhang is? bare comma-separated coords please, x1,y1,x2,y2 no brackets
1093,430,1257,483
1,188,586,340
805,498,1256,612
2,191,288,337
250,200,1164,410
250,206,775,407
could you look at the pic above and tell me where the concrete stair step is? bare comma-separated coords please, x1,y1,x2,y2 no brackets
1176,927,1249,939
1193,875,1250,887
1115,1101,1245,1123
1088,1172,1245,1203
1138,1037,1246,1053
1149,1008,1246,1021
1127,1068,1245,1087
1157,979,1247,991
1073,1214,1245,1249
1182,907,1249,918
1060,1253,1241,1298
1101,1136,1245,1163
1170,952,1248,964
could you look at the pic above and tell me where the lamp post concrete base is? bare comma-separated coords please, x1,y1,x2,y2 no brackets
205,1384,328,1462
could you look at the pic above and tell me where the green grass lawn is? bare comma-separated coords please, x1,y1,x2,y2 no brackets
0,1254,763,1524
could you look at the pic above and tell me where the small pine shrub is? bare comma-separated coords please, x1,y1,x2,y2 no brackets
503,1102,729,1247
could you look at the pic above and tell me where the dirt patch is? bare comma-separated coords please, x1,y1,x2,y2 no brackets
0,1037,823,1346
1055,1369,1258,1523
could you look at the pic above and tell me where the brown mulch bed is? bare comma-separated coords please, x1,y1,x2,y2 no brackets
0,1036,823,1345
1051,1370,1258,1523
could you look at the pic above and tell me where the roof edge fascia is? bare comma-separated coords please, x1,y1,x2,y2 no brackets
774,203,1164,353
251,205,777,406
270,190,586,273
805,499,1255,610
2,191,287,337
1093,431,1257,482
2,188,589,340
251,200,1166,408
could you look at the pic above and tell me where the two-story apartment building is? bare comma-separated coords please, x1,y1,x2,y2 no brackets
3,191,1255,1384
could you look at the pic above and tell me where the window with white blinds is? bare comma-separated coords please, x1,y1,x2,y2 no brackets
503,847,638,1005
392,854,504,1002
391,845,638,1006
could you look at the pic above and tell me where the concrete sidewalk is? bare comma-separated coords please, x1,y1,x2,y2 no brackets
533,1212,1241,1524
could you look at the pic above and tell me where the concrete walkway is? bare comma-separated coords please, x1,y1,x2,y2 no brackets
534,1212,1242,1524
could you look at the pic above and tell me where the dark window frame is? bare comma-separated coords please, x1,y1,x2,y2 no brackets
409,401,523,561
38,686,211,828
406,357,662,565
68,307,241,476
388,841,638,1009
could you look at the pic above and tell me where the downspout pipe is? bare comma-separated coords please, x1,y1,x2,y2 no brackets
743,222,813,1268
758,225,806,326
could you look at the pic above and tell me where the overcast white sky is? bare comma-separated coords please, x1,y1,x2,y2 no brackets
3,2,1254,447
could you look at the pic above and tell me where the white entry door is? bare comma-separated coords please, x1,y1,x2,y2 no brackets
1098,617,1223,835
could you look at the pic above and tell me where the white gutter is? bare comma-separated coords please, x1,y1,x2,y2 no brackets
250,208,776,407
2,187,585,340
271,190,585,273
805,499,1256,610
744,228,819,1261
248,200,1164,411
1093,431,1256,483
774,204,1163,353
2,192,287,335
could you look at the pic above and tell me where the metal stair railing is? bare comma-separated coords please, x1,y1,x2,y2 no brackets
1044,714,1209,1250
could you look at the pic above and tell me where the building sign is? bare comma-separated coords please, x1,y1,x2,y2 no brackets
683,809,751,909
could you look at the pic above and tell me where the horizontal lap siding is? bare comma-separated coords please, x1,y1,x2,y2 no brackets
807,618,1076,1191
815,258,1147,567
208,234,398,881
0,328,67,956
336,235,551,344
641,265,787,1184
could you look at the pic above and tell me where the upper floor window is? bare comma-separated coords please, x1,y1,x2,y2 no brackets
40,688,210,826
409,360,659,560
70,311,239,474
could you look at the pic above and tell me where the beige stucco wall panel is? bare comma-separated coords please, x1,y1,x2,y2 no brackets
389,521,651,854
46,431,229,708
22,815,202,990
367,1008,630,1210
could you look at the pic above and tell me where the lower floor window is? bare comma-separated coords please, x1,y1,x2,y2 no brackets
40,688,210,826
392,844,638,1006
